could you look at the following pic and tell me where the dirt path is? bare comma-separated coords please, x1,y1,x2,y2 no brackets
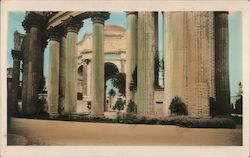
8,118,242,146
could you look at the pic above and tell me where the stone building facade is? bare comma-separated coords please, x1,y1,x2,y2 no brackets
10,11,230,118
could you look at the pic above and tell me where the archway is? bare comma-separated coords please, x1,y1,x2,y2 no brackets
104,62,119,111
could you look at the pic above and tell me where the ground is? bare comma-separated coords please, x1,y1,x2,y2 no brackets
8,118,242,146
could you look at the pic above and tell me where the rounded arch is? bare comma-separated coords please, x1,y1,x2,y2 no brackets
105,62,119,81
77,65,84,77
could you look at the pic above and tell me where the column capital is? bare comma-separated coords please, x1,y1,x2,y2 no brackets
126,11,138,16
22,12,47,33
11,49,23,60
63,16,83,34
90,12,110,25
47,26,62,41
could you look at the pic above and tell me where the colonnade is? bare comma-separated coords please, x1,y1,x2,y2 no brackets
15,11,230,117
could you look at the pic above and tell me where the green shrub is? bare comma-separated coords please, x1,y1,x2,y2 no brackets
169,96,188,115
114,98,125,111
124,112,137,124
127,100,137,113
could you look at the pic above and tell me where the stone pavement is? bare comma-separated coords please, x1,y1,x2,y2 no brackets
8,118,242,146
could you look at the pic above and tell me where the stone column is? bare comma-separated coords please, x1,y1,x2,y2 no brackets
11,50,22,115
164,12,215,117
90,12,110,115
163,12,188,116
82,60,88,96
21,33,30,113
47,27,60,116
22,12,47,114
87,59,91,96
214,12,230,115
126,12,138,105
64,17,83,113
59,31,66,113
137,12,157,116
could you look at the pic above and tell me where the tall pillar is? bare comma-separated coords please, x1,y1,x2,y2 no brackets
87,59,91,96
137,12,157,116
164,12,215,117
214,12,230,115
22,12,47,114
11,50,22,115
126,12,138,104
21,33,30,113
82,60,88,96
163,12,187,116
59,31,66,113
90,12,110,115
64,17,83,113
47,27,60,116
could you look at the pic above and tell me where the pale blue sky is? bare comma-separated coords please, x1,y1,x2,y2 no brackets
7,11,242,97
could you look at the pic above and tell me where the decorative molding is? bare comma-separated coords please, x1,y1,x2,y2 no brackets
22,12,48,33
90,12,110,25
63,16,83,34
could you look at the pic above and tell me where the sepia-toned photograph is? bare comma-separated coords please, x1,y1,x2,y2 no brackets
1,1,249,157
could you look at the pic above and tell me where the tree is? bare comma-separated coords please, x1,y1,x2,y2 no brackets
127,100,137,113
235,82,243,114
129,66,137,92
108,89,116,109
114,98,125,111
169,96,188,115
111,72,126,96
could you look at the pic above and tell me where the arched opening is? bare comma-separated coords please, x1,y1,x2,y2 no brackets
104,62,120,112
77,65,83,77
77,65,86,100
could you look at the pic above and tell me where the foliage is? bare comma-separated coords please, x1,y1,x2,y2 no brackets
129,66,137,92
111,73,126,96
169,96,188,115
154,52,159,88
235,95,242,114
108,88,116,97
114,98,125,111
124,112,137,124
38,76,46,92
127,100,137,113
235,82,243,114
27,97,49,119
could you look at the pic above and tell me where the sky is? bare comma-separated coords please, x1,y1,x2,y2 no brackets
7,11,242,97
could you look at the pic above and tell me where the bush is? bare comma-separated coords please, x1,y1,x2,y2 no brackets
173,117,236,129
169,96,188,115
124,112,137,124
127,100,137,113
114,98,125,111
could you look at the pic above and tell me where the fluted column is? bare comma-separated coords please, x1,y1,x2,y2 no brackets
59,31,66,113
163,12,187,116
214,12,230,115
164,12,215,117
47,27,60,116
126,12,138,105
22,12,47,114
11,50,22,115
82,60,88,96
64,17,83,113
137,12,157,116
90,12,110,114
